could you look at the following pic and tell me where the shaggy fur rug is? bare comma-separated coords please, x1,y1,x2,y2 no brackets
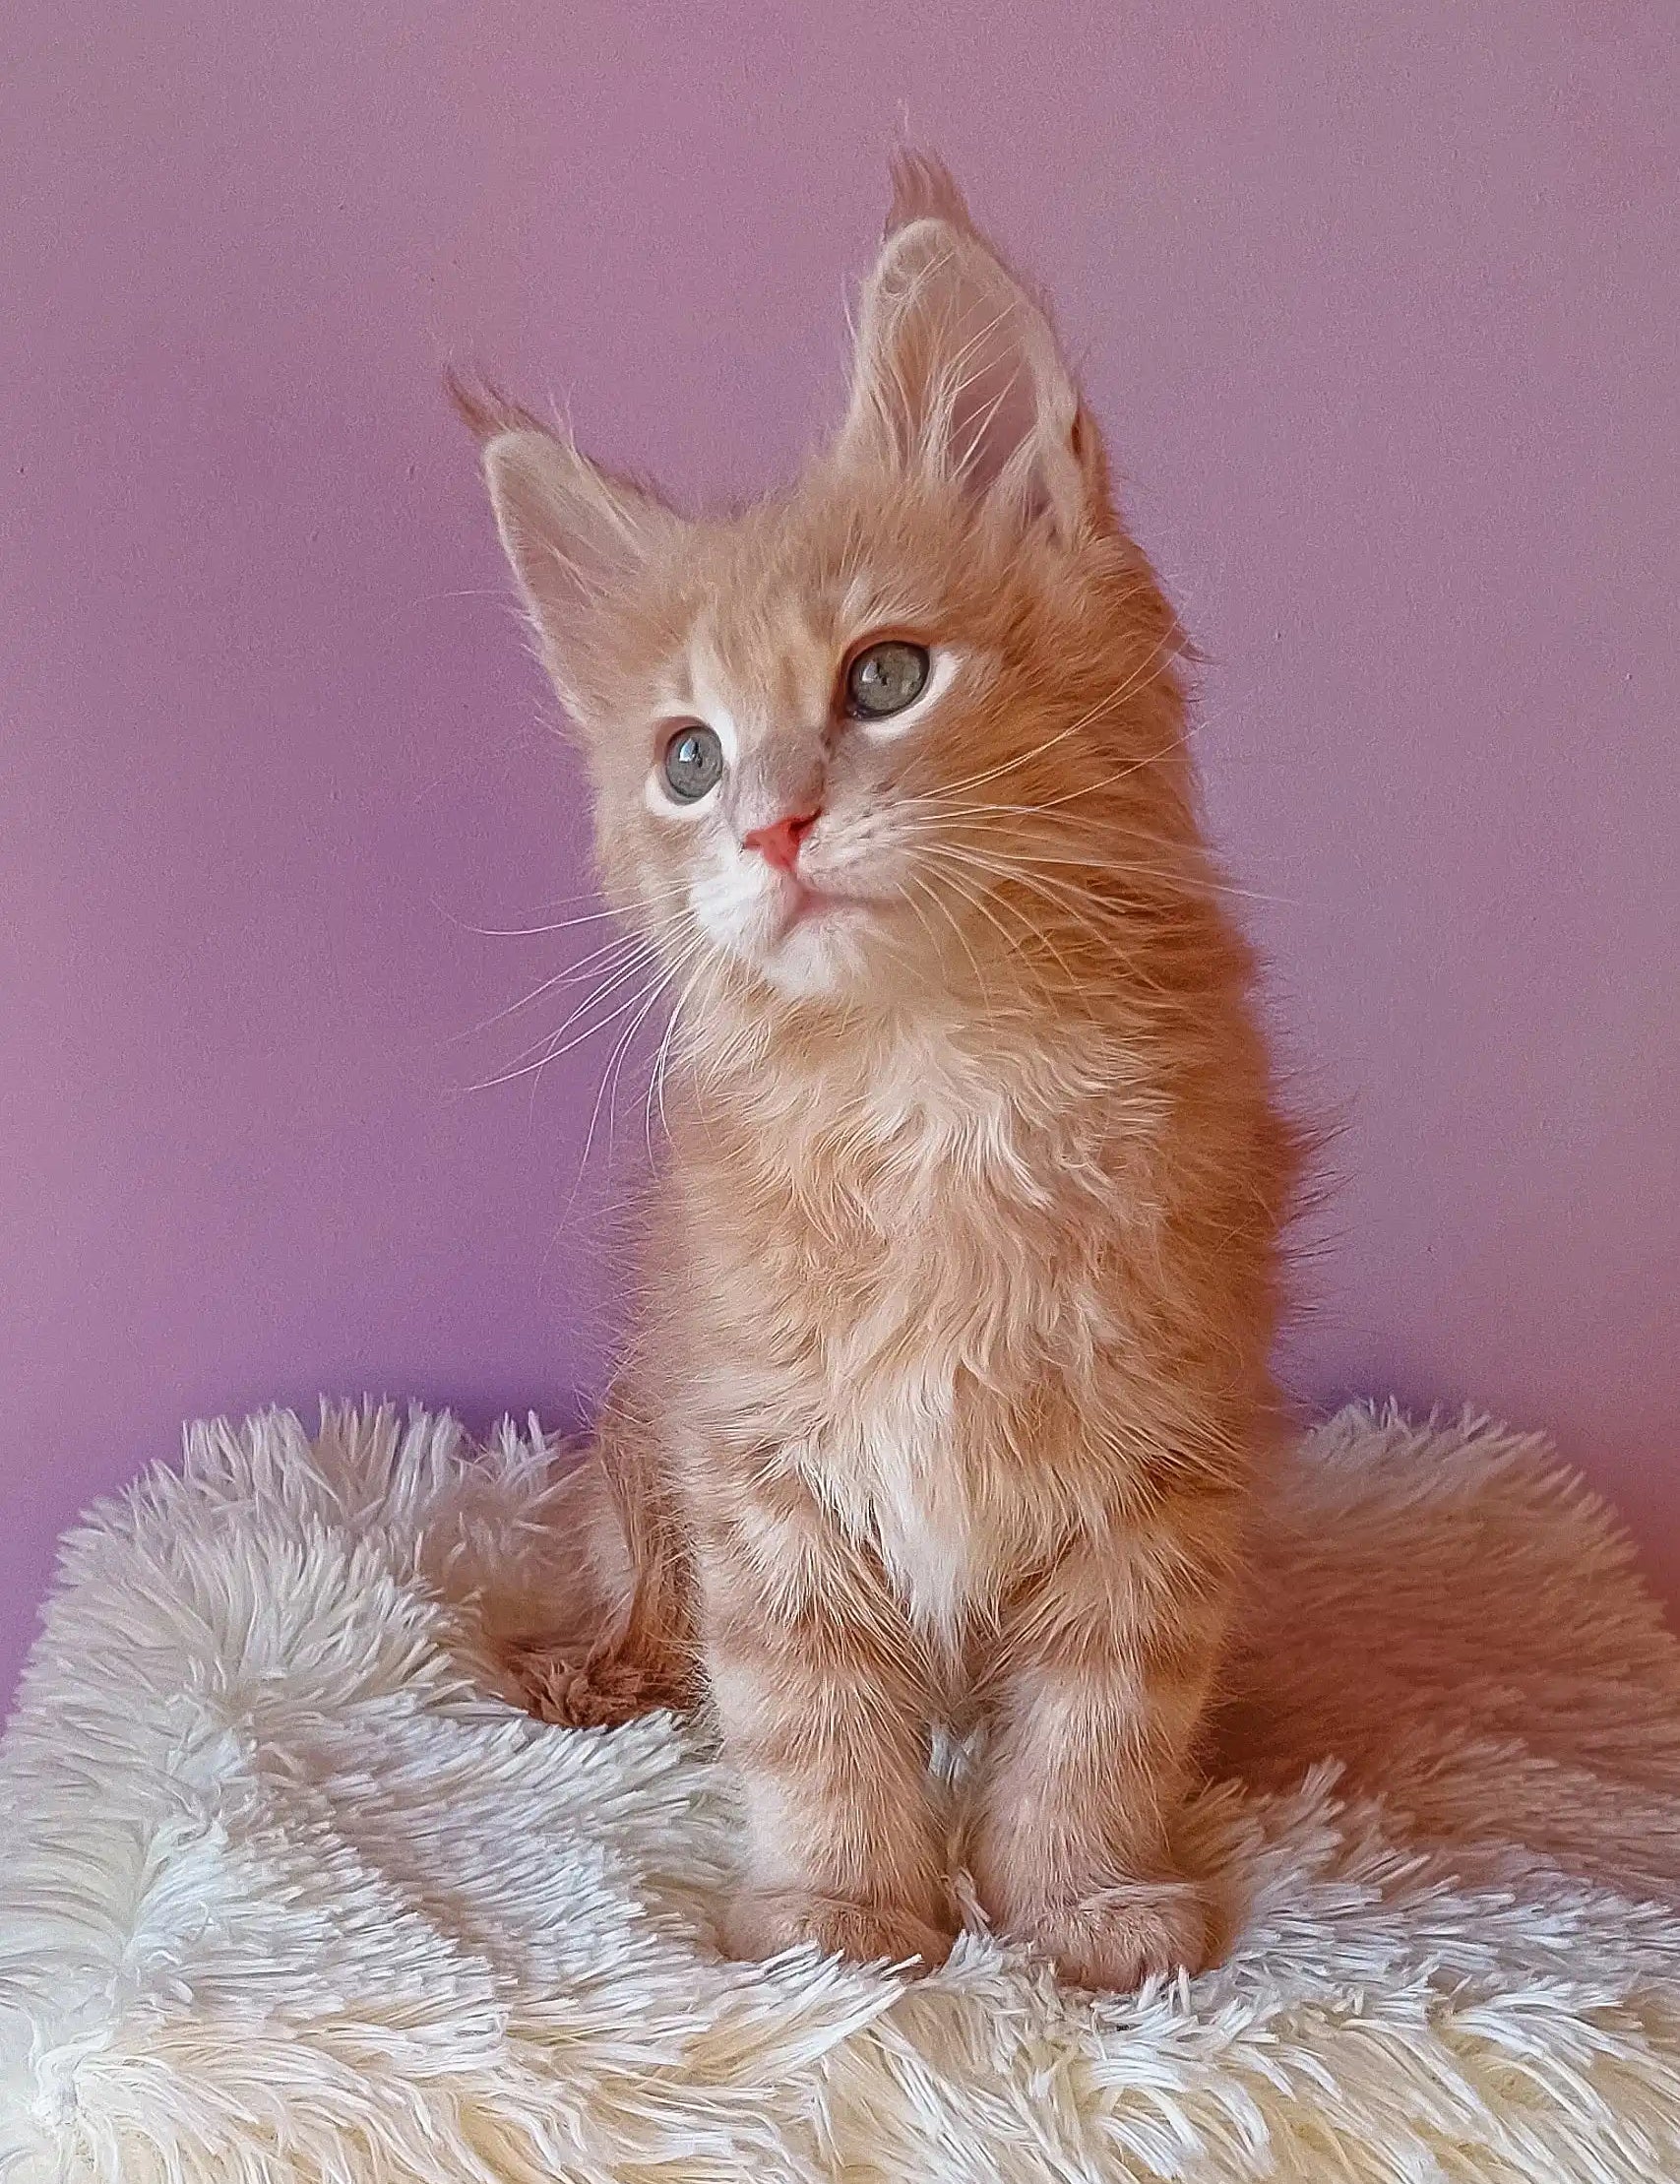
3,1404,1678,2183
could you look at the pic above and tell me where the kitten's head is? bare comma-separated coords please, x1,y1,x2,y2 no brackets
465,157,1191,1015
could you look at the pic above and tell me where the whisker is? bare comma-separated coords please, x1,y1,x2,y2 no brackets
646,959,712,1160
902,869,1002,1028
922,851,1079,991
501,940,680,1081
998,849,1292,912
467,965,671,1094
916,618,1185,804
917,721,1189,818
918,841,1168,991
589,963,682,1174
443,880,691,942
902,820,1296,911
448,930,657,1046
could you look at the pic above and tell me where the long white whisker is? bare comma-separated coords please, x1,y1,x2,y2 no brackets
449,931,658,1047
954,840,1293,911
922,851,1077,990
467,971,665,1094
442,878,692,941
920,842,1168,990
896,815,1292,911
501,942,676,1083
578,944,701,1184
917,647,1179,808
646,960,711,1160
902,869,1000,1029
594,971,676,1170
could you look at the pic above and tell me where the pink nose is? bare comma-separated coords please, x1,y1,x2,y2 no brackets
742,809,819,874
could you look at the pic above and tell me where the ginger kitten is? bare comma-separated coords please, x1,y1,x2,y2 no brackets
464,157,1298,1991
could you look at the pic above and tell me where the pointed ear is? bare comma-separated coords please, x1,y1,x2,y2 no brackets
450,378,679,705
835,155,1109,541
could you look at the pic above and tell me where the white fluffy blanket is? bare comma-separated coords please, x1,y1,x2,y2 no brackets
3,1404,1679,2182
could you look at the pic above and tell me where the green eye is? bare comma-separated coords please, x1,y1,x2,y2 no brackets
845,640,930,720
661,723,725,803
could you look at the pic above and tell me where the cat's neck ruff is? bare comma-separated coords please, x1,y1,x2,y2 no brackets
675,975,1144,1212
691,973,1117,1104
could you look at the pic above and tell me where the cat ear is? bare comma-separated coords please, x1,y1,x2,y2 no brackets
835,155,1109,541
451,378,680,703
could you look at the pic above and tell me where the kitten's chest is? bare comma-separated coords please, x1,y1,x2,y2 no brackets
751,1117,1109,1643
671,1030,1126,1642
818,1374,984,1652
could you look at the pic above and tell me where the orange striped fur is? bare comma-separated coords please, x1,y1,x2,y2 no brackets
467,157,1299,1989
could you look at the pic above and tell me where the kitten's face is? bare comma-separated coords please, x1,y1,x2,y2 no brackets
587,507,980,1003
643,595,961,1001
471,157,1186,1016
562,485,1166,1007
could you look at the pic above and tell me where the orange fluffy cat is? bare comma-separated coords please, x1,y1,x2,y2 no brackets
462,157,1298,1992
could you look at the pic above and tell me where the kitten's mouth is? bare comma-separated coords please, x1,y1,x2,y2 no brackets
775,879,869,938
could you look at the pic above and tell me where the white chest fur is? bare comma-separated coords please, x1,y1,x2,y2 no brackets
789,1037,1091,1652
815,1370,980,1652
688,1014,1120,1650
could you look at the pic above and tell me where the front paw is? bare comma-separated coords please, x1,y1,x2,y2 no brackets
720,1888,954,1973
1015,1875,1209,1993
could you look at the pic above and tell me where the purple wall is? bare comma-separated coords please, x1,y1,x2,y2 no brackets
3,1,1675,1696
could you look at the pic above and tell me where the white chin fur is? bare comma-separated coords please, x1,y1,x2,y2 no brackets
758,911,874,999
693,884,875,999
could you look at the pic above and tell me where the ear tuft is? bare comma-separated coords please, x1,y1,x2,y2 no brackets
885,150,973,238
444,368,543,447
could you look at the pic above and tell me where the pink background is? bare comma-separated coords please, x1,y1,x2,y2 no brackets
3,1,1675,1698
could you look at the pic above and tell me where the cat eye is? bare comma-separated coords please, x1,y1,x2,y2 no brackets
660,723,725,803
845,640,930,721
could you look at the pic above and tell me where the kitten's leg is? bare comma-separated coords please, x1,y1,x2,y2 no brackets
703,1480,953,1970
970,1505,1235,1991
